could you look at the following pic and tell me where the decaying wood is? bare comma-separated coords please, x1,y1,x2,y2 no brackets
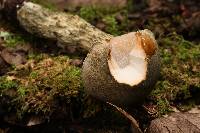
147,112,200,133
17,2,112,52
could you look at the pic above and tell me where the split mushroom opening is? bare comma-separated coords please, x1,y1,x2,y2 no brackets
108,30,157,86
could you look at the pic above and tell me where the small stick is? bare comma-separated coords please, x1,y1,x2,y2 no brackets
107,102,143,133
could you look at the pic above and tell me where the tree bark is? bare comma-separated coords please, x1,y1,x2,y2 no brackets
17,2,112,52
147,112,200,133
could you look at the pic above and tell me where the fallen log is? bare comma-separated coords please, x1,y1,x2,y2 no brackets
16,2,160,107
17,2,112,52
147,112,200,133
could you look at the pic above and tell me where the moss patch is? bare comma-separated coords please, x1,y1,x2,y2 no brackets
0,31,24,47
30,0,57,10
0,55,128,129
78,6,128,35
148,33,200,116
0,56,83,117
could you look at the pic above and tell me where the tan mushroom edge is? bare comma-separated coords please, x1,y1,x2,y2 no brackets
108,29,157,87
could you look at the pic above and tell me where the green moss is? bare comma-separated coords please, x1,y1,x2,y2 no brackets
0,31,24,47
127,0,134,12
149,33,200,116
79,6,97,22
156,98,172,115
0,54,114,121
0,31,36,48
17,86,27,97
29,71,38,79
161,34,200,61
0,77,18,90
79,6,128,35
103,15,120,35
18,56,81,112
0,55,84,118
176,100,196,111
30,0,57,10
28,53,45,62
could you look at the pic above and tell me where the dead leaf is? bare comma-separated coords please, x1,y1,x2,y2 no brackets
69,59,83,67
27,116,45,126
147,112,200,133
185,11,200,29
96,22,106,31
147,0,162,12
0,55,9,75
65,0,127,8
188,106,200,114
15,43,32,53
107,102,142,133
1,48,27,65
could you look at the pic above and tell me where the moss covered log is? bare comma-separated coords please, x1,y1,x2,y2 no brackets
17,2,112,52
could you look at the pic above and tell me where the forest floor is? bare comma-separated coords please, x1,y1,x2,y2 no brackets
0,0,200,132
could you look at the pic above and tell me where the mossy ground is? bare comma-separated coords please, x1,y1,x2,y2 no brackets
149,34,200,115
0,0,200,132
0,25,128,131
0,56,81,116
72,3,200,116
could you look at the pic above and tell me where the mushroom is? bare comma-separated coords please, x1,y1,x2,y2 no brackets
82,29,160,106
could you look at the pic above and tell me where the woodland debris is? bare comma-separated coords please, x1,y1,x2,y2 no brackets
0,56,9,75
17,2,112,52
107,102,142,133
147,112,200,133
65,0,127,8
26,116,45,126
1,47,27,65
43,0,127,11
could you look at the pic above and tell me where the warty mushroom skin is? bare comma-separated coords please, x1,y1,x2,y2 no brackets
82,29,160,106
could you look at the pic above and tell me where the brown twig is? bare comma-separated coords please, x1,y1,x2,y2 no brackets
107,102,143,133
